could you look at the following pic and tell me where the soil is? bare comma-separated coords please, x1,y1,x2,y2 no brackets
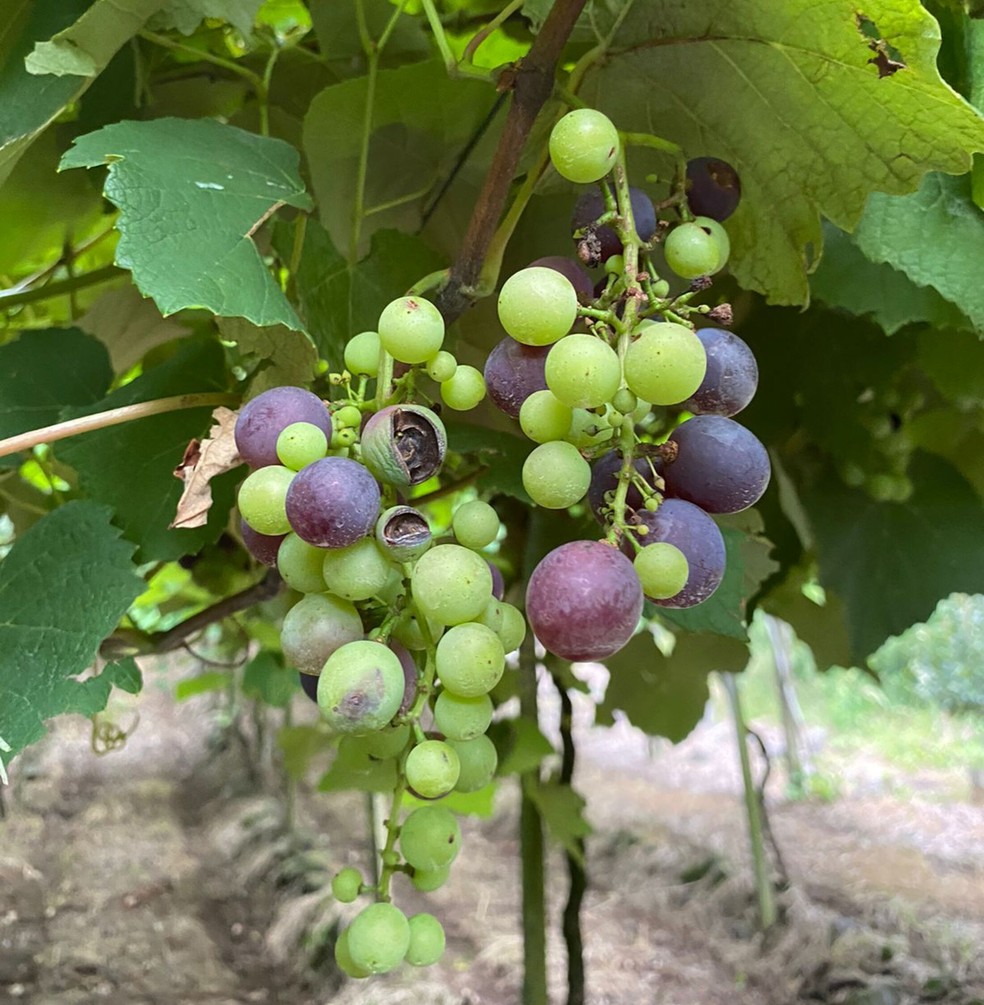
1,658,983,1005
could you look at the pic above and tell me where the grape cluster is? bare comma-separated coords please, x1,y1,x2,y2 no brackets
232,104,771,981
234,311,521,977
482,109,770,662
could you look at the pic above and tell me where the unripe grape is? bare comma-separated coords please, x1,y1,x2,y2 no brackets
411,865,450,892
280,592,363,674
322,537,394,601
411,544,493,626
441,365,486,411
361,722,411,760
344,331,381,376
694,216,730,274
406,913,446,967
633,542,690,600
378,296,445,364
497,602,527,654
497,267,577,346
346,902,411,975
623,322,706,406
426,350,457,382
277,533,327,594
333,404,363,428
452,499,499,550
399,805,461,871
522,440,590,509
405,739,460,798
238,465,294,535
520,389,573,443
436,622,505,697
434,691,494,741
450,734,498,792
566,408,614,449
317,640,405,734
276,422,328,470
331,866,362,903
545,334,621,409
549,108,620,184
664,221,722,279
334,928,371,979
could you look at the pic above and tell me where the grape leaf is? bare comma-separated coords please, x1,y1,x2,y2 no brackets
804,452,984,660
810,222,973,335
303,59,497,251
490,717,555,775
0,502,143,761
216,317,319,394
526,779,591,864
444,421,534,504
309,0,429,69
278,724,332,781
59,118,313,330
581,0,984,304
271,221,444,366
242,650,297,708
148,0,264,36
0,328,112,439
597,629,748,742
26,0,165,77
56,336,236,562
318,736,397,793
174,670,231,701
851,172,984,332
0,0,149,186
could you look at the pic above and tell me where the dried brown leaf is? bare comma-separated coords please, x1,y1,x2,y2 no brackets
170,407,242,529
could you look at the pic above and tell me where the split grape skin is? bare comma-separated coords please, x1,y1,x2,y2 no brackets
526,540,643,662
663,415,771,514
623,498,726,608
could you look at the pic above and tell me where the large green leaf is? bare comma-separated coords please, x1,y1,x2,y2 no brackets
216,317,319,395
148,0,264,36
805,452,984,660
303,59,497,252
597,629,748,742
581,0,984,304
59,118,313,330
56,337,235,562
0,0,158,187
0,328,112,439
810,222,973,335
850,172,984,333
0,501,143,760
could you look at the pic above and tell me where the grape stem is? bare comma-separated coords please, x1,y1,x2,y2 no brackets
0,392,237,460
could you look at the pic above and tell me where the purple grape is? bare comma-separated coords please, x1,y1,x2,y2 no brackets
526,540,643,662
300,672,319,703
528,256,594,304
391,640,418,716
487,561,505,601
570,187,657,261
285,456,381,547
663,416,770,514
240,518,285,566
686,157,741,222
484,338,549,418
586,450,659,525
683,329,758,417
622,499,725,607
234,386,331,469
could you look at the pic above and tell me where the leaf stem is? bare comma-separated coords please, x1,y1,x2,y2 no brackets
461,0,525,66
140,30,264,92
0,264,122,310
0,392,237,460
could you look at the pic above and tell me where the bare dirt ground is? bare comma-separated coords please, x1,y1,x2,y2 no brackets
1,658,983,1005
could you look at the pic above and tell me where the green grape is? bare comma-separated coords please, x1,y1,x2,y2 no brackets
280,592,363,675
440,365,486,411
694,216,730,274
405,914,446,967
449,734,498,793
497,267,577,346
425,350,457,383
334,928,371,979
346,902,411,975
399,805,461,871
331,866,363,903
611,387,637,415
276,421,328,471
331,426,358,449
344,330,381,377
548,108,619,184
475,597,504,635
452,499,499,550
277,533,327,594
623,322,707,406
435,622,505,697
318,640,405,734
497,602,527,654
361,722,411,759
566,408,614,449
545,334,621,409
392,611,444,651
323,538,394,601
411,864,450,892
522,440,591,509
633,542,689,600
405,739,460,798
604,253,624,275
378,296,445,364
411,544,493,626
333,404,363,429
434,691,493,741
651,279,671,298
663,221,722,279
519,389,573,444
238,465,294,535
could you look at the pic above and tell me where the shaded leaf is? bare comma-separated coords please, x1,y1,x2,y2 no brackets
60,118,313,330
526,778,591,864
174,670,231,701
444,421,533,504
149,0,264,36
318,736,397,792
217,316,319,393
490,717,554,775
0,502,142,760
242,649,296,707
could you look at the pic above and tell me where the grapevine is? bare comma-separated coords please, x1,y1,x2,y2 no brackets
231,106,769,978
